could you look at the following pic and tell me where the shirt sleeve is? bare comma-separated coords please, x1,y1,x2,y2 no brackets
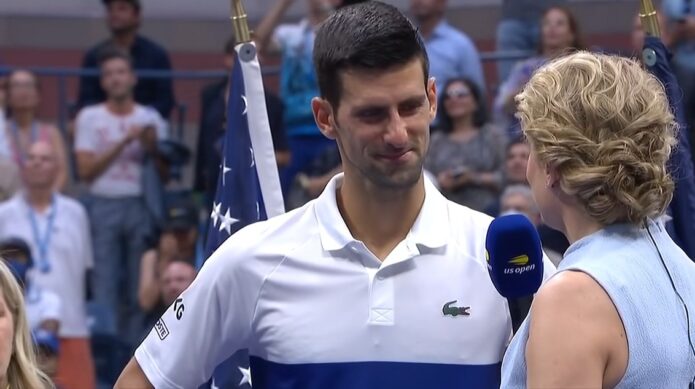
147,108,169,140
41,290,62,323
74,109,97,152
134,232,262,389
78,204,94,270
458,36,486,96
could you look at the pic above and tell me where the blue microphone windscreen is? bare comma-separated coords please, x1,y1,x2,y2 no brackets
485,214,544,299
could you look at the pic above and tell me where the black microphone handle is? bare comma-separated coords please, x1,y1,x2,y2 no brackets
509,295,534,334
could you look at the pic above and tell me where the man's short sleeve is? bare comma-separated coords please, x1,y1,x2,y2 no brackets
272,23,296,51
145,107,169,140
74,108,97,152
41,290,62,323
134,236,260,389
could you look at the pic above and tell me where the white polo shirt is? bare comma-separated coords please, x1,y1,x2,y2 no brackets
0,193,93,337
135,174,555,389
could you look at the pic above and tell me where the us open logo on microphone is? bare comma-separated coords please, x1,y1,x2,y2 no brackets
504,254,536,275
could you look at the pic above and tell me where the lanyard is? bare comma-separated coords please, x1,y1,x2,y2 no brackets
27,195,57,273
10,119,38,167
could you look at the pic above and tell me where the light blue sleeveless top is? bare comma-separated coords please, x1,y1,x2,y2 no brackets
501,221,695,388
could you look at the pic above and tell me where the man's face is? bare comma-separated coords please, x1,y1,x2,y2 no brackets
410,0,445,21
319,58,437,190
23,141,57,191
106,1,140,34
160,262,196,307
501,193,540,226
506,142,530,185
100,58,136,101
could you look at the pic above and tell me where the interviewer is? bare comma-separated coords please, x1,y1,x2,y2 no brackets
501,51,695,387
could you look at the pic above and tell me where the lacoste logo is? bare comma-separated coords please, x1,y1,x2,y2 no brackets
442,300,470,317
155,318,169,340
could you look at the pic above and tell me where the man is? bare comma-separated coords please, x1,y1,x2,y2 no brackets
0,142,96,389
116,3,554,387
194,37,290,208
499,185,566,265
411,0,485,96
504,138,530,186
160,261,196,308
495,0,568,82
74,49,168,350
254,0,338,195
77,0,174,118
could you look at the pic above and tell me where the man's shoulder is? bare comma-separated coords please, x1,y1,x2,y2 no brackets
83,40,112,64
76,104,106,120
444,200,494,251
55,194,88,219
439,22,477,49
136,35,170,56
0,194,22,215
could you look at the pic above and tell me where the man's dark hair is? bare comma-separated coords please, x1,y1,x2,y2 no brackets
97,46,134,69
102,0,141,13
314,1,429,108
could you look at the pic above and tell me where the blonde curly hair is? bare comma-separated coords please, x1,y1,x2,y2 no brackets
516,51,677,226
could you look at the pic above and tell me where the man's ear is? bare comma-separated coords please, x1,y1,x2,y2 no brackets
312,97,337,140
427,77,437,122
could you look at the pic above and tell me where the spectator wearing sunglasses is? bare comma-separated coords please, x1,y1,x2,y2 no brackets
425,78,506,212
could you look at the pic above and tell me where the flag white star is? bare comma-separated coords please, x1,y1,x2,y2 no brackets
210,202,222,228
255,201,260,219
218,208,239,235
241,95,248,115
239,366,252,387
222,158,232,186
211,378,220,389
249,147,255,168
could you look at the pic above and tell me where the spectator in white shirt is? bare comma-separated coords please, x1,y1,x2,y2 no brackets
0,141,96,389
74,48,168,351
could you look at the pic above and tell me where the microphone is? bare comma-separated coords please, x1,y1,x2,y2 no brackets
485,214,544,333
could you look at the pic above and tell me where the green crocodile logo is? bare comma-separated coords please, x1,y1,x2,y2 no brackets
442,300,470,317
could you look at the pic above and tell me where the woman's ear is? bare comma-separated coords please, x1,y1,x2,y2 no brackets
312,97,337,140
546,163,560,189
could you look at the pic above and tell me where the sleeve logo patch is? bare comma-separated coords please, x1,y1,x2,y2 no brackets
155,318,170,340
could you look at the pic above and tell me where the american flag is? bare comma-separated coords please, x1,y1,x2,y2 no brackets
203,41,285,389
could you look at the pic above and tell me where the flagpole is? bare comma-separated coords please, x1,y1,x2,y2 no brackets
639,0,660,38
231,0,252,43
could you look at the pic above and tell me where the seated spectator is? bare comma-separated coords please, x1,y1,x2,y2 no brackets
0,238,61,334
500,185,569,265
0,258,52,388
195,37,289,209
160,261,196,309
485,137,530,216
33,329,61,387
425,78,506,212
138,198,198,329
411,0,485,96
494,6,584,136
287,144,342,210
0,141,96,389
77,0,174,118
4,70,69,191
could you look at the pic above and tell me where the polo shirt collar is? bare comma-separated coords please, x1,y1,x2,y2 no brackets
315,173,450,253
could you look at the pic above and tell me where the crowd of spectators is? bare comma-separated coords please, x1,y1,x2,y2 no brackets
1,0,692,387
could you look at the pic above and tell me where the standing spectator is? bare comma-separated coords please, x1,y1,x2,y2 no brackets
4,70,69,191
254,0,336,195
159,261,196,309
484,137,530,216
0,259,52,389
662,0,695,148
0,74,17,202
194,37,289,208
138,198,198,330
426,78,506,212
494,6,583,137
410,0,485,96
0,141,96,389
496,0,568,82
77,0,174,118
74,49,168,350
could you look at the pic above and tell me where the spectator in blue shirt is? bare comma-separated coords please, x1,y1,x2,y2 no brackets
77,0,174,119
410,0,485,98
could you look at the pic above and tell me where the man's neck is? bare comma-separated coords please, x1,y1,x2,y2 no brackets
26,189,53,212
418,15,443,39
12,109,35,129
337,174,426,261
106,98,135,116
113,30,137,49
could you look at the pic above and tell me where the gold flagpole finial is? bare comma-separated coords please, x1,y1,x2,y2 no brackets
639,0,661,38
231,0,252,44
